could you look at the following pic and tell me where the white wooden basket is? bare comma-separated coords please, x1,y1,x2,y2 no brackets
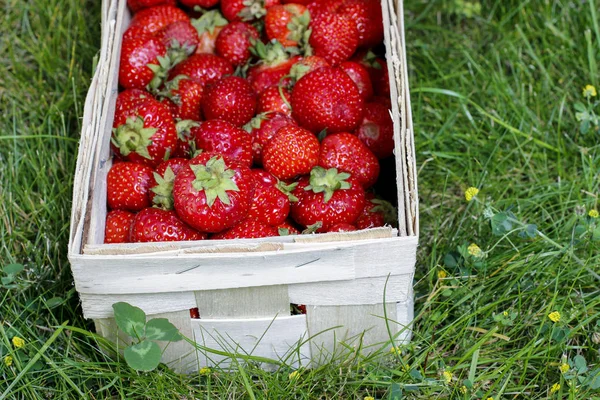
68,0,418,373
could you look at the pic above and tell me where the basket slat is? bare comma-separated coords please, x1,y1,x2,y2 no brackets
194,286,290,319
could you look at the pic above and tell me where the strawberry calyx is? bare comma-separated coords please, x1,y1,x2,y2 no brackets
147,55,180,92
191,9,228,36
111,116,157,160
304,166,351,203
158,74,188,105
361,50,381,69
151,167,177,209
278,227,293,236
190,156,240,207
243,112,269,132
287,10,311,50
302,221,322,234
175,119,200,141
239,0,267,21
370,198,398,227
276,180,299,202
250,39,298,66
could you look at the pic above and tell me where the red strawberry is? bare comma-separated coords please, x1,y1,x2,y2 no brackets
127,0,177,13
201,76,257,126
277,219,301,235
247,169,296,226
257,86,292,116
306,0,345,16
172,119,200,158
104,210,136,244
308,11,358,65
118,34,170,91
371,95,391,109
244,112,296,164
169,53,234,88
130,5,188,34
211,218,279,239
355,193,393,230
115,88,153,117
221,0,279,22
193,120,253,166
180,0,219,8
191,10,228,54
339,61,373,101
355,102,394,159
319,132,379,188
173,153,254,232
150,158,189,209
282,0,312,4
337,0,383,48
265,4,310,48
215,22,260,66
155,20,200,61
107,162,154,211
123,24,153,42
353,51,390,97
247,41,299,94
159,75,204,120
327,223,357,232
111,96,178,167
290,166,366,231
263,125,319,179
289,55,330,82
291,66,364,133
130,208,207,242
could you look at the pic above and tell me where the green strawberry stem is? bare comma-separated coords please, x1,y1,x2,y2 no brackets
151,167,176,210
175,119,199,141
190,156,240,207
302,221,322,234
147,55,180,93
111,116,156,160
304,166,351,203
276,180,298,202
191,9,228,35
370,198,398,227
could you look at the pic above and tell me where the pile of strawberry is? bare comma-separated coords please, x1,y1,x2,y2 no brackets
104,0,398,243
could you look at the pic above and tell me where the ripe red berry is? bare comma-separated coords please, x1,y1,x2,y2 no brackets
150,158,189,209
337,0,383,48
169,53,234,88
130,5,188,34
211,218,279,239
127,0,177,13
355,102,395,159
308,11,358,65
107,162,154,212
130,208,207,242
215,22,259,66
118,34,169,90
244,112,296,165
201,76,257,126
257,86,292,116
247,169,296,226
193,120,253,167
265,4,310,48
104,210,136,243
327,223,357,233
263,125,320,180
339,61,373,101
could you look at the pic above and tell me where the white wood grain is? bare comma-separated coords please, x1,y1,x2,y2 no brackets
81,292,197,319
195,286,290,319
288,275,412,306
395,291,414,344
191,315,311,369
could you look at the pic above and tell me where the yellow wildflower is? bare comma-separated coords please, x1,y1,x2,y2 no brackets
12,336,25,349
364,397,375,400
442,371,453,383
502,311,509,317
583,85,597,98
550,382,560,393
437,269,447,279
199,367,211,375
289,370,300,380
389,346,400,355
486,398,494,400
560,363,569,373
589,209,599,218
401,364,410,373
459,385,468,394
548,311,561,323
465,187,479,202
4,355,13,367
468,243,483,257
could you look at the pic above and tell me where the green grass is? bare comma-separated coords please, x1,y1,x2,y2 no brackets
1,0,599,398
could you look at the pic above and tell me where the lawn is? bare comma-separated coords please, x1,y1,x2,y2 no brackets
1,0,599,398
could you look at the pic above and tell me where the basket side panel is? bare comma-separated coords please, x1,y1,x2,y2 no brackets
194,286,290,319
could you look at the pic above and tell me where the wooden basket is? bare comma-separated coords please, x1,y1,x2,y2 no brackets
68,0,418,372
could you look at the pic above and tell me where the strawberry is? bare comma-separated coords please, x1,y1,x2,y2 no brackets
289,55,330,82
291,66,364,133
371,95,391,109
277,219,301,235
211,218,279,239
155,20,200,61
355,193,395,230
107,162,154,211
319,132,379,188
327,223,357,232
118,34,170,91
215,22,260,66
290,166,366,231
123,24,152,42
337,0,383,48
265,4,310,48
172,119,200,158
339,61,373,101
130,208,207,242
180,0,219,8
191,10,228,54
201,76,257,126
130,5,188,34
247,169,296,226
169,53,234,88
355,102,394,159
173,153,254,232
111,96,178,167
257,86,292,116
244,112,296,164
247,40,299,94
353,51,389,97
306,0,345,16
115,88,153,117
159,75,204,120
263,125,319,179
127,0,177,13
193,120,253,166
221,0,279,22
308,11,358,65
104,210,136,244
150,158,189,209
